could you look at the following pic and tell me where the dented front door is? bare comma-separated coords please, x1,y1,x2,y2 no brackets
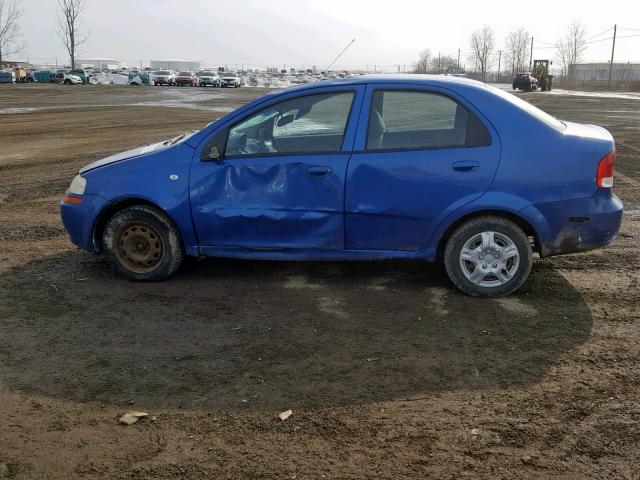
190,153,350,249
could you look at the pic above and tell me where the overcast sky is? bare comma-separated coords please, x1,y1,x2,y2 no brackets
16,0,640,69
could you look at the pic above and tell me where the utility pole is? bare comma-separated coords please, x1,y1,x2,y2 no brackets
497,50,502,82
457,49,460,72
608,24,617,88
529,37,534,69
438,52,441,73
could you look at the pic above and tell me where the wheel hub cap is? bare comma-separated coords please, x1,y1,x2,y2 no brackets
459,231,520,288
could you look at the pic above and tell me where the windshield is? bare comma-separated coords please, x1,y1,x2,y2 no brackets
487,85,566,131
157,71,171,75
179,71,191,76
224,72,237,77
199,71,214,75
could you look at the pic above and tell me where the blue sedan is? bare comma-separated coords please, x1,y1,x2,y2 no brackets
60,75,623,297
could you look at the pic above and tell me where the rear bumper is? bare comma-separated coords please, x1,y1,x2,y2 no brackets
522,190,623,257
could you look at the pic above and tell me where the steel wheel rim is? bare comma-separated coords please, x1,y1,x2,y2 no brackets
459,231,520,288
114,221,165,273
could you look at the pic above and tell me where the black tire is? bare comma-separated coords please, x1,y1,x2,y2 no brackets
444,216,532,297
64,79,72,85
102,205,183,281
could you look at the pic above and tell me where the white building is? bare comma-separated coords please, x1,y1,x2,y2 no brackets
570,63,640,82
79,57,126,70
150,59,203,72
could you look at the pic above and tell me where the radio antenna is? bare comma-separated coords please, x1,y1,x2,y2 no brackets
324,38,356,73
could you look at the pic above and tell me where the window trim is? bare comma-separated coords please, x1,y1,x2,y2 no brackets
222,89,358,160
364,88,493,154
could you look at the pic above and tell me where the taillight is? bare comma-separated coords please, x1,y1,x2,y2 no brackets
596,150,615,188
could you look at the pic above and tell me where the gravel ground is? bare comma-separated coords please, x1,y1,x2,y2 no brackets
0,83,638,480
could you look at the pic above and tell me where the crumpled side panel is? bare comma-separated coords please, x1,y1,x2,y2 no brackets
190,155,349,249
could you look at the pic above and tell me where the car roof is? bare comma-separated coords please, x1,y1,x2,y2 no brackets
259,74,488,98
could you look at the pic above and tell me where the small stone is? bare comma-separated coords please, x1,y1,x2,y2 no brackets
119,411,149,426
278,409,293,421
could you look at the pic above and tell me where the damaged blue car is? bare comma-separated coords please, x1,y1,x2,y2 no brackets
61,75,622,297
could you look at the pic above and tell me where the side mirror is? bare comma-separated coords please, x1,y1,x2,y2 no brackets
208,145,222,161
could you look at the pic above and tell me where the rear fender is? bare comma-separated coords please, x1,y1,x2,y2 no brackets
427,192,547,257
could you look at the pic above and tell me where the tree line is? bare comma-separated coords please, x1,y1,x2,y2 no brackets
414,21,589,81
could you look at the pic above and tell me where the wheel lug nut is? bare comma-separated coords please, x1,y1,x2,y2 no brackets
482,264,487,269
492,263,497,268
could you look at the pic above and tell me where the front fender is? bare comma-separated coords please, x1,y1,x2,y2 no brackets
83,144,199,255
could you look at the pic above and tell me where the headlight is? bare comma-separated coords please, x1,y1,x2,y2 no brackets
67,174,87,195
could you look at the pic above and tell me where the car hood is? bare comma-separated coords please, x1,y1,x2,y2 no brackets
79,132,196,174
79,142,168,174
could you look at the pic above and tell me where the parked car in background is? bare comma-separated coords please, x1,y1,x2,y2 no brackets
68,69,90,84
197,70,220,87
220,71,241,88
175,71,198,86
512,72,538,91
153,70,175,86
14,67,37,83
60,75,622,297
0,69,16,83
52,70,83,85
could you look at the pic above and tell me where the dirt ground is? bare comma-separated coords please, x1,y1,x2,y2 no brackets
0,83,638,480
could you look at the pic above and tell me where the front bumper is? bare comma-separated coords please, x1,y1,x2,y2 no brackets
523,189,623,257
60,194,108,251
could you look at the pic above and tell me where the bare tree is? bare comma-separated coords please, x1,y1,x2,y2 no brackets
431,54,457,74
470,25,495,82
413,49,432,74
556,20,587,77
58,0,88,69
0,0,23,65
505,27,529,74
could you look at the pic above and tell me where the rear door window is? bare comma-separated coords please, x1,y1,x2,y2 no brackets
366,90,491,151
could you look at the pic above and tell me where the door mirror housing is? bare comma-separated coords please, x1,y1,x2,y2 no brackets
208,144,222,161
201,129,228,162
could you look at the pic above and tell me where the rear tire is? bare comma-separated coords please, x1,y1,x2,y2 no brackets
102,205,183,281
444,216,532,297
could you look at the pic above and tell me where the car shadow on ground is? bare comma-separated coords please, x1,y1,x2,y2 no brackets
0,251,592,410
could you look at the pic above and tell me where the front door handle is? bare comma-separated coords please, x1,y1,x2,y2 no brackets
307,166,332,176
452,161,479,172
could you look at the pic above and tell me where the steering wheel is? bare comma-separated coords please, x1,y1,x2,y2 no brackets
257,127,276,153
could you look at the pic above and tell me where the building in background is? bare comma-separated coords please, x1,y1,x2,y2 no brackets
150,59,203,72
570,62,640,82
79,57,127,70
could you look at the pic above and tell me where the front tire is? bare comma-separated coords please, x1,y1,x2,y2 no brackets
444,216,532,297
102,205,183,281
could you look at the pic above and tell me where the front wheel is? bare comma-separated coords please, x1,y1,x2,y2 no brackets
103,205,183,281
444,216,532,297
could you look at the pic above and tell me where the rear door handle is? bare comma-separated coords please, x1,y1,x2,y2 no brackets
452,161,479,172
307,166,332,176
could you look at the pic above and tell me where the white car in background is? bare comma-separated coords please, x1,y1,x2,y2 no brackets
196,70,221,87
152,70,175,86
220,71,241,88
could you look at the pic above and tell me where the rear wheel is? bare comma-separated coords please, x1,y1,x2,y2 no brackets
102,205,183,281
444,216,532,297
